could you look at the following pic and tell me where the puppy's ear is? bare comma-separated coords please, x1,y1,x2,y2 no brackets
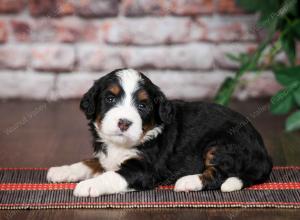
155,90,175,125
80,83,99,120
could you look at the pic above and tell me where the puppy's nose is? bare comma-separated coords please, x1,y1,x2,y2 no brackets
118,118,132,132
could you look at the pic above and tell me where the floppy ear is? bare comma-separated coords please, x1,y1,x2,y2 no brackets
80,83,99,120
155,90,175,125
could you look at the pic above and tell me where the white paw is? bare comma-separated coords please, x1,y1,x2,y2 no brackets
221,177,243,192
47,166,77,183
174,175,203,192
74,178,101,197
47,163,94,183
73,171,128,197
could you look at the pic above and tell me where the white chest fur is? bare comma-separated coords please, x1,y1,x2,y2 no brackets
96,145,139,171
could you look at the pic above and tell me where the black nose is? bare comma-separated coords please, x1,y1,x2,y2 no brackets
118,119,132,132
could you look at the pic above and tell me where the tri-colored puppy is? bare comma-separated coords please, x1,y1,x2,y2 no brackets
47,68,272,197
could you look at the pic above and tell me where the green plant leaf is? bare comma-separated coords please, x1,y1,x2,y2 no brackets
274,66,300,86
270,83,298,114
214,78,237,106
291,20,300,38
226,53,241,63
285,110,300,132
294,87,300,106
236,0,279,19
281,34,296,65
235,0,267,12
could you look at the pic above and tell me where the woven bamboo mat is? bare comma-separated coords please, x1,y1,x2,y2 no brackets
0,167,300,209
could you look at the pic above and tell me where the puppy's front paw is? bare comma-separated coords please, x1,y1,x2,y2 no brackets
47,163,93,183
73,171,129,197
47,166,76,183
74,179,101,197
174,175,203,192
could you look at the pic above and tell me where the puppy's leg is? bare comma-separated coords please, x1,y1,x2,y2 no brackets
74,158,156,197
174,174,203,192
175,146,243,192
47,158,103,183
73,171,130,197
174,166,228,192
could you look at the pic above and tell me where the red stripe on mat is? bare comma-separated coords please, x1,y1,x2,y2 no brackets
1,182,300,191
0,166,299,171
0,183,76,191
0,168,48,171
0,201,300,207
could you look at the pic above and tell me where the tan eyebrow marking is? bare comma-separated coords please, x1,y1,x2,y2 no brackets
137,89,149,101
108,84,120,95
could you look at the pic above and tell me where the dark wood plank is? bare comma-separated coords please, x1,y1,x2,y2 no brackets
1,208,300,220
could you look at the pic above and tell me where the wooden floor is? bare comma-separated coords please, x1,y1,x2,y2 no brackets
0,99,300,219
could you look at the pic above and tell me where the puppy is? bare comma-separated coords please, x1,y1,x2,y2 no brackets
47,68,273,197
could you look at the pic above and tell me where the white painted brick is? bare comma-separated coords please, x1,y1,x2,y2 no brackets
102,17,203,45
0,71,55,99
54,72,105,99
126,43,214,70
31,44,75,72
198,15,257,42
77,44,124,71
53,70,233,100
236,72,282,100
214,43,257,69
0,70,281,100
102,15,257,45
0,45,29,69
77,43,214,71
145,70,233,99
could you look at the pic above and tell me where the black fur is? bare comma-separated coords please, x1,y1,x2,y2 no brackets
81,69,273,191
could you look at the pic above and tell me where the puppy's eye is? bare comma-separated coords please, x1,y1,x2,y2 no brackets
138,103,146,110
105,96,116,104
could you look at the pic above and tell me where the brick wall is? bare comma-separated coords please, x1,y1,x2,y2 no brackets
0,0,282,100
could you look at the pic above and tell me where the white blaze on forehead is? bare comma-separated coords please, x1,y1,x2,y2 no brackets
97,69,143,148
117,69,142,105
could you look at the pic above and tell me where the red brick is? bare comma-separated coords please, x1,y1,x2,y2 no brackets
74,0,119,17
11,20,31,42
29,0,74,17
169,0,214,15
53,18,97,43
0,0,24,13
217,0,244,14
0,21,8,43
0,45,29,70
30,18,97,43
57,0,74,14
31,44,75,72
122,0,214,16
